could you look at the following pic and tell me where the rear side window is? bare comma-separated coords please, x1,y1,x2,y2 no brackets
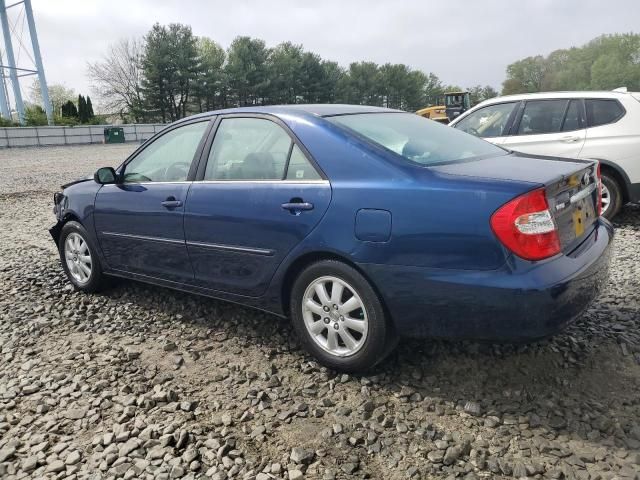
586,99,625,127
286,145,321,180
517,100,567,135
561,100,584,132
204,117,321,181
205,118,290,180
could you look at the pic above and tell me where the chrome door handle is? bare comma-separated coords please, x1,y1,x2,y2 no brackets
281,202,314,211
161,198,182,208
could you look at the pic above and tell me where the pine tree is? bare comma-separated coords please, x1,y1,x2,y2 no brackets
61,100,78,118
78,94,87,123
86,96,95,120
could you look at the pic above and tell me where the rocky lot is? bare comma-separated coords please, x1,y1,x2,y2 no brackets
0,144,639,480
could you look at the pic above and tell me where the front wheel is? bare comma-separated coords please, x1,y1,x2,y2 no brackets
58,221,108,293
600,172,623,220
290,260,397,372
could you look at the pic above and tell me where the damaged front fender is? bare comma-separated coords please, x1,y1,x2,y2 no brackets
49,221,63,245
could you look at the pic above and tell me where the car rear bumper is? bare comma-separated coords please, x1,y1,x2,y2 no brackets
360,219,614,340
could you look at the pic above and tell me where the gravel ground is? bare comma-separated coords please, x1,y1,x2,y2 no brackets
0,144,639,480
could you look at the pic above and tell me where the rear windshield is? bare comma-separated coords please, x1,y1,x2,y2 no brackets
328,112,505,165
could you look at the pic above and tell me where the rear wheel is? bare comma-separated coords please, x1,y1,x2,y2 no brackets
58,221,108,293
600,172,622,220
290,260,396,372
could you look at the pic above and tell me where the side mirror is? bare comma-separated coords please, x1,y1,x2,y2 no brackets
94,167,118,184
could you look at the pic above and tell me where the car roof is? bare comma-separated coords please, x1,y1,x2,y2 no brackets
179,104,403,124
477,90,637,104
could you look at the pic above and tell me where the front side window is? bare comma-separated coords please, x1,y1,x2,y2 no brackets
586,99,625,127
329,112,505,165
517,100,567,135
454,102,517,138
123,121,209,183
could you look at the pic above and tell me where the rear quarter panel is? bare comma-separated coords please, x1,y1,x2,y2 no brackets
580,97,640,183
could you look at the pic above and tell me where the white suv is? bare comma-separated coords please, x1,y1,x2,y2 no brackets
449,89,640,219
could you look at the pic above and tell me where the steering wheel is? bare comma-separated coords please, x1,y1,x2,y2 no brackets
164,162,191,181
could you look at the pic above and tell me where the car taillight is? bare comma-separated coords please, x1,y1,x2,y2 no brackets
596,162,602,216
490,188,561,261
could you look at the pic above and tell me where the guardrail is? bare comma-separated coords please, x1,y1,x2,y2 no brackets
0,124,168,148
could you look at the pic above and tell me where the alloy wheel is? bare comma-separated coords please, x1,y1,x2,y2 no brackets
600,181,610,216
64,232,92,285
302,275,369,357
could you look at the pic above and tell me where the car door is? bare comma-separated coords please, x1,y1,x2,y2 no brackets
184,115,331,297
451,101,519,146
94,119,211,283
501,99,586,158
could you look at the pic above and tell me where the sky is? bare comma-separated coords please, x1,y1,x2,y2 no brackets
3,0,640,106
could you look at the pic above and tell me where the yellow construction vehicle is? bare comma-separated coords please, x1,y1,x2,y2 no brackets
416,91,471,123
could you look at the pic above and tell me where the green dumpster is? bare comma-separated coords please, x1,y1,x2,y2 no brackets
104,127,125,144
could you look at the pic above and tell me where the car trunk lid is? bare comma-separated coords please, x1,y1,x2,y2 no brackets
431,152,600,253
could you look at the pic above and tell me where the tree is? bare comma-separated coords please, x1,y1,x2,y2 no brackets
225,36,270,106
86,96,95,120
193,37,227,112
468,85,499,106
502,33,640,94
423,72,444,105
24,104,48,126
78,95,88,123
377,63,427,111
142,23,201,122
299,52,326,103
267,42,304,104
61,100,78,118
87,38,145,121
502,55,548,94
339,62,383,105
29,80,75,115
317,61,344,103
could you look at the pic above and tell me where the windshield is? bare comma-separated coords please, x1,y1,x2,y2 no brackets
328,112,505,165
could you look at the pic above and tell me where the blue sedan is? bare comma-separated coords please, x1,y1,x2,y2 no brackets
50,105,613,371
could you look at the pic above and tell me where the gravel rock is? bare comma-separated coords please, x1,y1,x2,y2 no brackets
291,447,315,464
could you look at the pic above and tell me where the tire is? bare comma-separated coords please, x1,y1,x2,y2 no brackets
600,172,623,220
290,260,397,372
58,221,107,293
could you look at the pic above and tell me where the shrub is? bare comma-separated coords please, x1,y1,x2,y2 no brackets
0,117,18,127
24,105,48,126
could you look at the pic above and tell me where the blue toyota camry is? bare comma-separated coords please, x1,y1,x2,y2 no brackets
50,105,613,371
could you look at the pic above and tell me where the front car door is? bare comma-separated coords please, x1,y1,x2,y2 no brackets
94,119,211,283
501,99,587,157
184,115,331,296
452,101,519,146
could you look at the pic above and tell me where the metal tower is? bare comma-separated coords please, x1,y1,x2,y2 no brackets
0,0,52,125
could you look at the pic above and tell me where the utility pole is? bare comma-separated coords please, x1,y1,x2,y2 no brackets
23,0,52,125
0,0,25,124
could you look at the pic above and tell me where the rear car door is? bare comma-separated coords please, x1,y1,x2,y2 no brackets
501,99,586,157
452,101,519,145
580,98,628,162
94,119,211,282
184,115,331,296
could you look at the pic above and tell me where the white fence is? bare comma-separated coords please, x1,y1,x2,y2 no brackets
0,123,168,148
